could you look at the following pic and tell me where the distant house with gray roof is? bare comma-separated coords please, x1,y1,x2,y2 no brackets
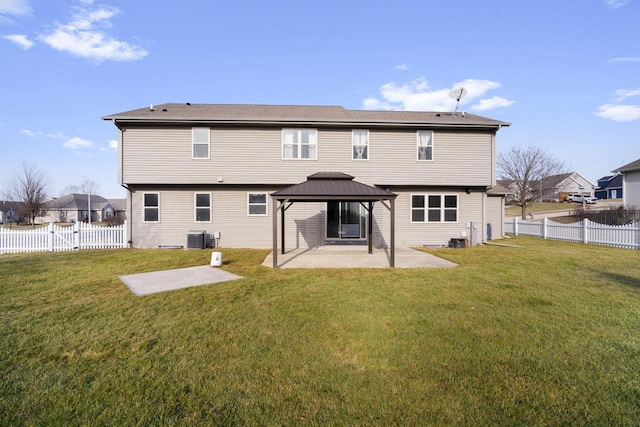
41,193,126,223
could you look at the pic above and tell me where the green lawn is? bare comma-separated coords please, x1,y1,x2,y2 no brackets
1,238,639,426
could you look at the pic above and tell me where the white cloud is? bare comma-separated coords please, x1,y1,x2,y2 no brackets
64,136,93,149
472,96,515,111
597,87,640,121
596,104,640,121
363,77,512,112
39,3,148,62
0,0,32,16
3,34,34,49
46,132,66,139
604,0,632,8
614,88,640,101
20,129,68,139
20,129,41,137
609,57,640,63
99,139,117,152
395,64,409,71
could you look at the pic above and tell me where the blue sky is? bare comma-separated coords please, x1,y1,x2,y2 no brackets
1,0,639,199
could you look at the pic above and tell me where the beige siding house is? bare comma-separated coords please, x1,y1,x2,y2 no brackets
615,159,640,208
103,104,510,250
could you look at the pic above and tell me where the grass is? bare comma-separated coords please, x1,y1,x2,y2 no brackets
1,238,639,426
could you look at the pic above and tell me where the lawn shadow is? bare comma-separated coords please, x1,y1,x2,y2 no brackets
596,270,640,290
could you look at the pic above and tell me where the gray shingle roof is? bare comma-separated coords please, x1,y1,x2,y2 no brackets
614,158,640,173
487,184,513,195
103,103,510,129
46,193,110,210
271,172,396,200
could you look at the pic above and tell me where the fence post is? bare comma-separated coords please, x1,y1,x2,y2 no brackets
514,217,518,236
123,220,128,248
542,217,548,239
74,221,80,250
583,218,588,244
48,223,54,252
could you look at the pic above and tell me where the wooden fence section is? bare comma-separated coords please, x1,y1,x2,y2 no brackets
504,218,640,249
0,222,127,254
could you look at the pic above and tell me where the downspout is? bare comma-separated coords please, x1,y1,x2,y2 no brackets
113,119,132,248
121,184,133,248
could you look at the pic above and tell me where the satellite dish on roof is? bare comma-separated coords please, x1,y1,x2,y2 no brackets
448,87,467,117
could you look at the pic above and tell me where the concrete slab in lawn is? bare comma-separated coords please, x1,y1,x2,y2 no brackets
120,265,243,296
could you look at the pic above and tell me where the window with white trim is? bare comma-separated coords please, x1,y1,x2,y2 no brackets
417,131,433,161
411,194,458,222
247,193,268,216
352,129,369,160
143,193,159,222
195,193,211,222
192,127,210,159
283,128,317,159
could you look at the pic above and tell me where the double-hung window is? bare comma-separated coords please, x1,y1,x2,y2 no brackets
247,193,268,216
411,194,458,222
283,129,317,159
195,193,211,222
417,131,433,161
143,193,159,222
192,127,210,159
352,129,369,160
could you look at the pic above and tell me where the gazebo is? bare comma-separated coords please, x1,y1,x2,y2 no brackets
270,172,397,268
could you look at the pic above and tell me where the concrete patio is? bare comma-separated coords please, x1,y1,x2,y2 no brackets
261,246,458,269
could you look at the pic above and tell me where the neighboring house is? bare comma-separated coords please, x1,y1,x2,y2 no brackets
103,103,510,249
614,158,640,208
109,198,127,220
42,193,126,223
0,201,26,224
496,179,521,205
537,172,596,202
595,173,623,200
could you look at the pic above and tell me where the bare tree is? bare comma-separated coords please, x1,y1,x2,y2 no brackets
61,178,100,197
497,146,566,219
8,162,50,226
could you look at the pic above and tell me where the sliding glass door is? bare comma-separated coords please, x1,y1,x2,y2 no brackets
326,201,365,240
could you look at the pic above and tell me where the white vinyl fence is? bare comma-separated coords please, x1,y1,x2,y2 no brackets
0,221,127,254
504,217,640,249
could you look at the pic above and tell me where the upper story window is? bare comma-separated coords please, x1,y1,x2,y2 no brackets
192,127,210,159
195,193,211,222
283,128,317,160
411,194,458,223
352,129,369,160
247,193,268,216
417,131,433,161
143,193,159,223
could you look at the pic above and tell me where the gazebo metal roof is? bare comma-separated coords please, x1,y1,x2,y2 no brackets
270,173,397,268
271,172,396,201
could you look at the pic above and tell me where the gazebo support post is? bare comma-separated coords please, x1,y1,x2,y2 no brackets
368,201,373,254
272,197,278,268
390,198,395,267
281,201,286,255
